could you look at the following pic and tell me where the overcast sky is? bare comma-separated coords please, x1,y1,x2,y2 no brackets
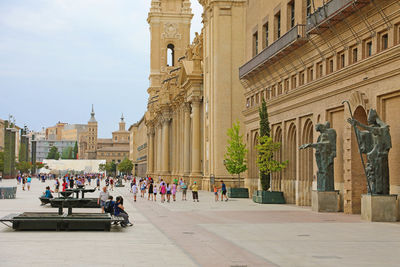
0,0,203,137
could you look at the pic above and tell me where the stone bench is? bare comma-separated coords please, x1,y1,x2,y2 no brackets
0,212,125,231
0,187,17,199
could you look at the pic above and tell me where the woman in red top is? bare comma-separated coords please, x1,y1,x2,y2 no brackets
62,178,68,192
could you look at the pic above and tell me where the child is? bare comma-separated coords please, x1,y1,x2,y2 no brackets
153,183,157,202
214,185,219,202
171,183,177,201
166,183,171,203
132,182,138,202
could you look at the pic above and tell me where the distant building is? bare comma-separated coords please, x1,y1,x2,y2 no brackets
129,116,147,177
45,122,87,142
79,106,130,163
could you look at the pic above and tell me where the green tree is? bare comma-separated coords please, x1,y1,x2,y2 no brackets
16,161,31,174
256,136,287,186
61,147,73,159
105,161,117,175
224,121,248,186
259,97,272,191
118,158,133,175
73,141,78,159
47,146,60,160
18,143,28,162
0,151,4,173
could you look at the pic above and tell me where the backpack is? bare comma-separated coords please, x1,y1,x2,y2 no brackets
104,200,115,214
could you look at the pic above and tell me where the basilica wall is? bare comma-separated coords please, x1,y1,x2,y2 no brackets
241,0,400,213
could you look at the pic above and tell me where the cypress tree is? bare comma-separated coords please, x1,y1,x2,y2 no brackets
73,141,78,159
259,97,271,191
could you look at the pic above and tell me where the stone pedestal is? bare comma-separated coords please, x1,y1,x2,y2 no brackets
361,194,398,222
312,190,340,212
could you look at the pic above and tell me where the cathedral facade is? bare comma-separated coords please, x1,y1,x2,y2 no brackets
139,0,400,215
145,0,246,189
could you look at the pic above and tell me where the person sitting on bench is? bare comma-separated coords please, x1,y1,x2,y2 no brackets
41,186,54,199
114,196,133,227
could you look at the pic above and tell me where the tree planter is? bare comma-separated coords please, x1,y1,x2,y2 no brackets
227,188,249,198
252,190,285,204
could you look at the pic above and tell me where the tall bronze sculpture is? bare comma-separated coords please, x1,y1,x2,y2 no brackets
345,105,392,195
300,122,337,191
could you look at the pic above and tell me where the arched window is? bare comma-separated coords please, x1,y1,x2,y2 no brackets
167,44,175,66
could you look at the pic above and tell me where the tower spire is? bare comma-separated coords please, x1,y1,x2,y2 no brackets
89,104,97,123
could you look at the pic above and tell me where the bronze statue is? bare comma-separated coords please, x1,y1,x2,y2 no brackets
300,122,337,191
346,108,391,195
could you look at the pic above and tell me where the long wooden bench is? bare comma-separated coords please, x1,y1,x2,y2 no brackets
0,212,125,231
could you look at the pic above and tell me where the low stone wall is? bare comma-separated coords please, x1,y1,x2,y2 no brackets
0,187,17,199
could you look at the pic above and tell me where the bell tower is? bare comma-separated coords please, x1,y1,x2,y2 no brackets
147,0,193,101
87,104,98,159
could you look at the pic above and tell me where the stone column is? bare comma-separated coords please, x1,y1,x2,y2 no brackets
147,128,154,174
157,124,162,174
171,112,176,175
191,100,201,176
162,117,170,174
183,103,191,175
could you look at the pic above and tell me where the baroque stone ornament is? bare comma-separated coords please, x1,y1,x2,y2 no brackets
300,122,337,191
345,105,392,195
162,23,181,39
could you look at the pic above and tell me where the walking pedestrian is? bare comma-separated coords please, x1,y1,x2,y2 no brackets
55,178,60,193
153,183,157,202
25,175,31,191
96,177,100,190
214,185,219,201
166,183,171,203
22,176,26,191
181,180,187,201
132,183,138,202
62,178,68,192
148,182,153,201
110,177,114,191
221,180,228,201
191,181,199,202
160,182,166,203
171,183,177,201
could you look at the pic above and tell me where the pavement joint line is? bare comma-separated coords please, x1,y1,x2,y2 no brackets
122,188,201,267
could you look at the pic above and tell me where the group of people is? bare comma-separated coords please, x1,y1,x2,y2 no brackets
16,175,32,191
130,177,229,203
98,186,133,227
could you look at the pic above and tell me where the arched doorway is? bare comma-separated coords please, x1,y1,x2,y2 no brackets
350,106,368,213
286,123,297,204
299,119,313,206
272,127,282,191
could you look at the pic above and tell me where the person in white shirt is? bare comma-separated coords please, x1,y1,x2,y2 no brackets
132,183,138,202
98,187,109,213
153,183,157,202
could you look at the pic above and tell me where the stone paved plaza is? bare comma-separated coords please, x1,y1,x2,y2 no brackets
1,179,400,267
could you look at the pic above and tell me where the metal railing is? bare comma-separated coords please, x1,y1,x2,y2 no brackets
239,24,306,79
306,0,368,32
